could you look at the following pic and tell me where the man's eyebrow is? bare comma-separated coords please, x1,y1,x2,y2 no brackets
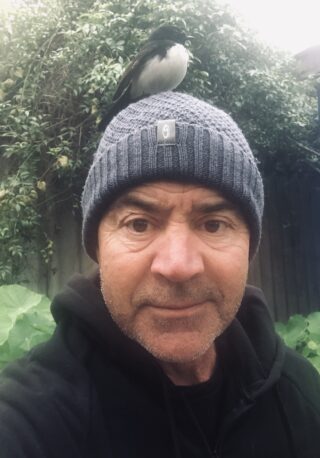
192,201,239,215
111,195,164,213
111,195,241,216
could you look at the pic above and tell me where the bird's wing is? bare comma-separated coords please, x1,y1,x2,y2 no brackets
112,41,168,103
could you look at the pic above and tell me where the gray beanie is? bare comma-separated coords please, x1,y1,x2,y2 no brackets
82,91,264,261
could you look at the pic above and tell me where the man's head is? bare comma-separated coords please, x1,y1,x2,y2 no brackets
82,91,263,261
81,91,264,364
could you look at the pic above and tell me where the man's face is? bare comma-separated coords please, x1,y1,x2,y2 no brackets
97,181,250,364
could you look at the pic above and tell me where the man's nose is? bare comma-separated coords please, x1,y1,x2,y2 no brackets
150,227,205,282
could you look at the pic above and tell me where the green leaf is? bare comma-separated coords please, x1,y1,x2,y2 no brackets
307,340,318,351
278,314,307,349
0,285,55,369
307,332,320,345
307,312,320,335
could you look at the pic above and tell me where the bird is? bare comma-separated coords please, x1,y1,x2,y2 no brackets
100,25,190,127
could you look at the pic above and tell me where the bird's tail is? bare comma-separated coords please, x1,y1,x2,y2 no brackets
98,94,145,131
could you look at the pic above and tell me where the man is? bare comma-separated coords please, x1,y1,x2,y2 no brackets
1,91,320,457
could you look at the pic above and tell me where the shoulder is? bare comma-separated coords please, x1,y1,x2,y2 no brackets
0,322,92,456
279,346,320,416
272,347,320,455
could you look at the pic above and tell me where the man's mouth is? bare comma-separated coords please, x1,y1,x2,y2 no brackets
147,301,207,312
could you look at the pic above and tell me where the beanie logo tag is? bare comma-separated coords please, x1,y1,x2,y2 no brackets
156,119,176,145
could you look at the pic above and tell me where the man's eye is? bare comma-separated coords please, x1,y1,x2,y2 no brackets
127,219,149,233
204,220,225,233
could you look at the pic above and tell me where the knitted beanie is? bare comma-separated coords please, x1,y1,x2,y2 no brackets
82,91,264,261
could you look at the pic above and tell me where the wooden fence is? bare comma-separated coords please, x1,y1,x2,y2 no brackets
249,172,320,320
25,173,320,322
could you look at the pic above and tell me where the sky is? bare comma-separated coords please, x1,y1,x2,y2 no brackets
1,0,320,54
222,0,320,54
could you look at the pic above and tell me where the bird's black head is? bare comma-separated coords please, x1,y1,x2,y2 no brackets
148,25,189,44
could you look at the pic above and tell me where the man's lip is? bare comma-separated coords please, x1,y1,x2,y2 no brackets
147,301,205,311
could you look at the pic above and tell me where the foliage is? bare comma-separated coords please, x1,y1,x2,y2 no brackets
0,284,55,370
276,312,320,373
0,0,318,284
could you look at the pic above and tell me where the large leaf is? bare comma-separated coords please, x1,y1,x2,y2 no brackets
307,312,320,335
276,314,307,349
0,285,55,369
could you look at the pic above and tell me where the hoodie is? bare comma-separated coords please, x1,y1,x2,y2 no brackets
0,273,320,458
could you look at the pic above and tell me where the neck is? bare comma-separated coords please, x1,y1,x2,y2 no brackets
159,345,217,386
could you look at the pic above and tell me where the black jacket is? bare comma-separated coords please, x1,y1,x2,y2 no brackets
1,273,320,458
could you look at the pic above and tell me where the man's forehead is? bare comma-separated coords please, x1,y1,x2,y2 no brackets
109,181,239,214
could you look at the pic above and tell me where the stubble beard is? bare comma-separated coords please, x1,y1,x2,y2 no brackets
100,271,245,363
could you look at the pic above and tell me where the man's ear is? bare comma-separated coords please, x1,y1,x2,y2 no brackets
85,265,100,290
96,244,100,264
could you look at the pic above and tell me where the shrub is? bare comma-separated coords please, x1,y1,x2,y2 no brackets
0,0,317,284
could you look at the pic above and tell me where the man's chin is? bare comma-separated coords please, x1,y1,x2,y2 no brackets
136,333,215,364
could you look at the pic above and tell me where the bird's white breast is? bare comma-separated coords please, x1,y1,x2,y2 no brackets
131,44,189,98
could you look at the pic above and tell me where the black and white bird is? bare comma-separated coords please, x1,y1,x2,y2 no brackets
101,25,190,127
